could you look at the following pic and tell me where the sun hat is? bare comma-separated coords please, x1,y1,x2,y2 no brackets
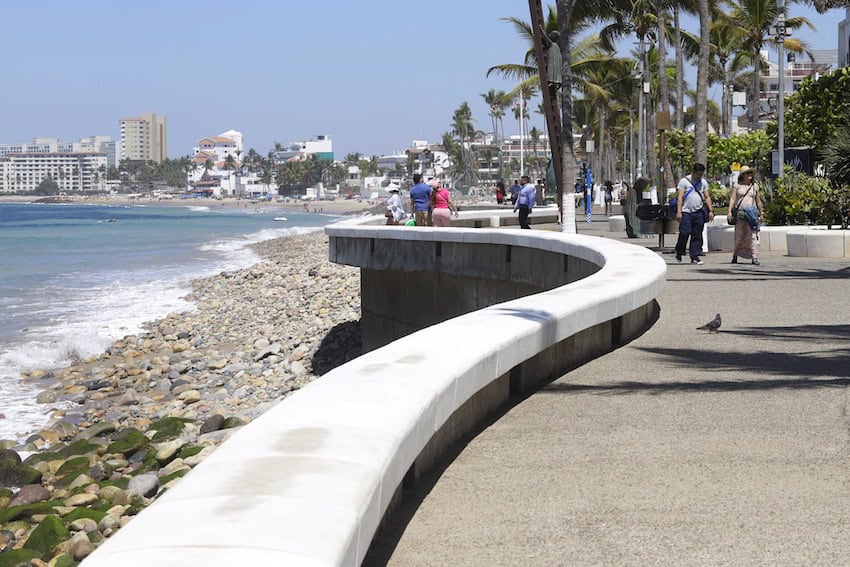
739,165,754,175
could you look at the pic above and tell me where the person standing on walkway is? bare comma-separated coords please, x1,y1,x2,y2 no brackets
514,175,536,229
429,179,458,227
495,181,506,205
509,179,521,206
603,180,614,216
728,165,764,265
384,186,408,226
674,163,714,264
409,173,432,226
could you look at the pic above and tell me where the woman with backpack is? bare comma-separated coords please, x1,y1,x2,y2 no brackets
727,165,764,265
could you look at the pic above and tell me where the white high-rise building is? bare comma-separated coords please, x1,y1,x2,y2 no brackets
0,152,108,194
120,112,167,163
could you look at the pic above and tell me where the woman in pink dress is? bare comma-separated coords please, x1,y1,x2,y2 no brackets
727,166,764,265
429,179,458,227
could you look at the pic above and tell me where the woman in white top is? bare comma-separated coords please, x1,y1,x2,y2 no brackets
727,165,764,265
385,186,408,225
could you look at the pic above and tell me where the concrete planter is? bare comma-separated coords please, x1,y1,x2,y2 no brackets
786,229,850,257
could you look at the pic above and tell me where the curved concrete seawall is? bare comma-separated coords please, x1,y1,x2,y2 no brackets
82,214,667,567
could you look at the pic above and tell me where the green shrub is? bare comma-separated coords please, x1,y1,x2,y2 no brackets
708,184,730,208
763,170,850,228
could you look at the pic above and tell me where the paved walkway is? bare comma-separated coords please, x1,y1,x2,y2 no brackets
368,218,850,566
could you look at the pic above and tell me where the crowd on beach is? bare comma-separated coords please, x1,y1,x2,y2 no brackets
0,231,362,563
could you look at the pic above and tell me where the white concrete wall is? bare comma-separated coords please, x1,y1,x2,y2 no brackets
82,214,667,567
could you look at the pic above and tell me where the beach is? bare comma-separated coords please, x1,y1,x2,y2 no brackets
0,229,361,563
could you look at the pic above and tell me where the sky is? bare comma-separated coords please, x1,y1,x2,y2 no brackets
0,1,845,159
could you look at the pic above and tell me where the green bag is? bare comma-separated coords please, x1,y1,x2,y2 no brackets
404,219,416,226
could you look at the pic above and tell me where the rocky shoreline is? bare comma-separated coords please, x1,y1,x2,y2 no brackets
0,230,362,565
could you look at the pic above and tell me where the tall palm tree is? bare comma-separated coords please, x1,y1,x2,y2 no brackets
600,0,661,183
727,0,814,130
695,0,710,164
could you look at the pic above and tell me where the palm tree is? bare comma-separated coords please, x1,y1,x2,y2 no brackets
727,0,814,130
695,0,710,164
481,88,509,179
600,0,661,183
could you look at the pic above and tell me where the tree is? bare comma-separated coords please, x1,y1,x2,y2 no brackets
695,0,710,165
36,176,60,195
727,0,814,130
780,66,850,149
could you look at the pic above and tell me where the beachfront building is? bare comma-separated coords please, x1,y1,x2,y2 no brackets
0,136,117,168
271,135,333,164
120,112,167,163
187,130,273,197
405,140,450,180
742,49,837,130
0,152,108,194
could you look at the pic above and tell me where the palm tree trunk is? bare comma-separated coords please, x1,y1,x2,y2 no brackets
674,5,685,132
695,0,710,164
557,0,578,234
722,65,731,136
658,11,670,120
749,47,760,131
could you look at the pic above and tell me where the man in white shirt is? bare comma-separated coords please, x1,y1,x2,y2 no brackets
674,163,714,264
514,175,536,229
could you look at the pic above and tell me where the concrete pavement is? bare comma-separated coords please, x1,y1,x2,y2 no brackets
367,217,850,566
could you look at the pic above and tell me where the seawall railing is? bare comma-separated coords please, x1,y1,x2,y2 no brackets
83,212,666,566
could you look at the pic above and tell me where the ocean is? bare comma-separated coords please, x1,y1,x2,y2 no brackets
0,202,336,441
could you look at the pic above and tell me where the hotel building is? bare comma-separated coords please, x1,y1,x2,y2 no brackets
0,152,108,194
120,112,167,163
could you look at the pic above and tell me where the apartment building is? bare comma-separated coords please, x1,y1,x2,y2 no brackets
0,136,116,167
0,152,108,194
271,134,333,163
840,8,850,68
120,112,167,163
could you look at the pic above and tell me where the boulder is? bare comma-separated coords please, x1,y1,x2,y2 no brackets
106,429,149,456
127,473,158,498
23,515,70,556
0,460,43,487
198,414,225,435
8,484,51,507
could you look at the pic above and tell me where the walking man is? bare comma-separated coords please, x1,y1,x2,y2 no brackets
514,175,536,229
409,173,432,226
675,163,714,264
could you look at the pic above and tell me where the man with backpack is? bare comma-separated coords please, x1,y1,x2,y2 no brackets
674,163,714,265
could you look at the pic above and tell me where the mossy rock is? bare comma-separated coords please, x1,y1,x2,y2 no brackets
148,417,192,442
23,449,63,467
56,439,99,458
124,503,143,516
100,477,129,490
106,429,149,456
0,499,62,523
63,506,106,523
221,416,246,429
159,468,189,486
0,460,43,487
52,556,77,567
0,488,12,498
176,445,203,460
54,457,91,485
0,549,41,567
23,514,70,556
133,456,161,475
91,499,115,512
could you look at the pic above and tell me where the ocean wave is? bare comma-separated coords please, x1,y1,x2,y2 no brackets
188,206,211,212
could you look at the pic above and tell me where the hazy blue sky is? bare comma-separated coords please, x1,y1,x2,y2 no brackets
0,1,844,158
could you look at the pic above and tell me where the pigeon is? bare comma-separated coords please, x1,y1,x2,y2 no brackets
697,313,721,333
